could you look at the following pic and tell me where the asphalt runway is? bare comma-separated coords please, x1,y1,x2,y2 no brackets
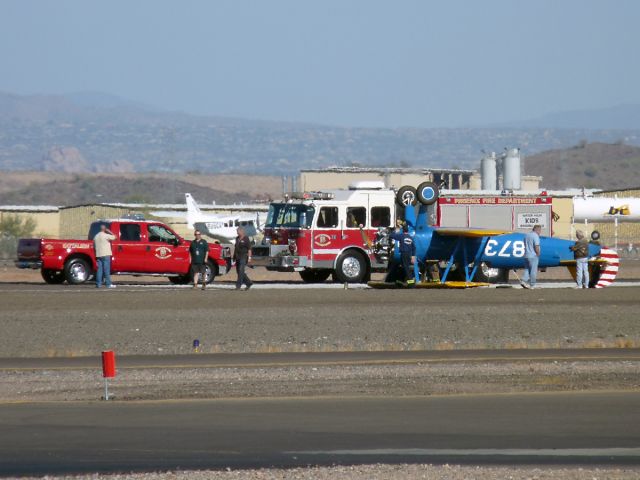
1,391,639,475
2,348,640,370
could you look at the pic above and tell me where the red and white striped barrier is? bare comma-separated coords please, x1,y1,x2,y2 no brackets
595,247,619,288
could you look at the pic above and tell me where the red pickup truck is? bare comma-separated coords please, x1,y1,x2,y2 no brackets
15,219,231,285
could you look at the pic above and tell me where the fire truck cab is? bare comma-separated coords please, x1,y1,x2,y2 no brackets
251,181,397,283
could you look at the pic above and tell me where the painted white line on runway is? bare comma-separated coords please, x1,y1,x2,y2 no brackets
290,447,640,458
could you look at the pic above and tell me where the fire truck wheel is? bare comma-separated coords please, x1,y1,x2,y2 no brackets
335,250,367,283
64,257,91,284
299,269,332,283
41,269,65,284
416,181,440,205
204,260,219,284
396,186,418,207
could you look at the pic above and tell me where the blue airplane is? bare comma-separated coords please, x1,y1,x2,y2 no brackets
380,183,618,288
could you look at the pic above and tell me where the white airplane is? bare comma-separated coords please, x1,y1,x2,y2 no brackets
185,193,261,243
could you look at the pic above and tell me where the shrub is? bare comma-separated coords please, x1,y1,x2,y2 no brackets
0,215,36,259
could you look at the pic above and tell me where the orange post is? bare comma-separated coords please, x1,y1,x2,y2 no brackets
102,351,116,378
101,350,116,400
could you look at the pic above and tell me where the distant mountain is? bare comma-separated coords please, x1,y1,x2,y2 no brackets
525,142,640,190
1,91,640,175
66,91,157,111
0,176,256,205
506,104,640,130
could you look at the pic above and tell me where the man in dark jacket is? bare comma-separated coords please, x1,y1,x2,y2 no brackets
234,227,253,290
189,230,209,290
390,224,416,285
570,229,590,288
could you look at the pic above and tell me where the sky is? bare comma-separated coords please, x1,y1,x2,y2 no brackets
1,0,639,128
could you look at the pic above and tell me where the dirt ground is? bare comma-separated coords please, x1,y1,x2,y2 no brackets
1,279,639,358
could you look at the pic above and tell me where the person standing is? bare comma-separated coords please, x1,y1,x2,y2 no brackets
390,223,416,285
520,224,541,289
570,230,590,289
94,224,116,289
189,230,209,290
234,226,253,290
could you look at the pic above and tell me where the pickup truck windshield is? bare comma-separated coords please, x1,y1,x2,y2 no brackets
265,204,315,228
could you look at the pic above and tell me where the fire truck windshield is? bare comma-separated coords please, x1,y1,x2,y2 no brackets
266,203,315,228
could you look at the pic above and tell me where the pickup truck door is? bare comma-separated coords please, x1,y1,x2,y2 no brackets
145,224,191,274
111,223,147,273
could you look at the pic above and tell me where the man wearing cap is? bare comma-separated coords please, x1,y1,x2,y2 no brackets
189,230,209,290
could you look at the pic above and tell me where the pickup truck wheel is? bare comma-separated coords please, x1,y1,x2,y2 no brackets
64,258,91,285
204,261,219,284
41,269,65,284
299,269,331,283
334,251,366,284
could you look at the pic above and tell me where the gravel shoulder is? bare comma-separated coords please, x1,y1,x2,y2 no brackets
2,360,640,402
8,463,640,480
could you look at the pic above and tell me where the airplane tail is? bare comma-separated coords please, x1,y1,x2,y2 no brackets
594,247,619,288
565,247,619,288
185,193,202,229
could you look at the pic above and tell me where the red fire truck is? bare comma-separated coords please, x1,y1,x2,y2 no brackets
251,181,554,284
251,181,398,283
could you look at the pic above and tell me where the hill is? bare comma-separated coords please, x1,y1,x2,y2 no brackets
526,142,640,190
2,91,640,175
503,104,640,130
0,173,281,205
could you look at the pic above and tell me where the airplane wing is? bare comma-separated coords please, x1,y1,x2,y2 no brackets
434,228,510,238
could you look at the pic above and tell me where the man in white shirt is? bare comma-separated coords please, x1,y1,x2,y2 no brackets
94,224,116,288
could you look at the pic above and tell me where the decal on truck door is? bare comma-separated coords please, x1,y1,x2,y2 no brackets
154,246,173,260
314,234,332,247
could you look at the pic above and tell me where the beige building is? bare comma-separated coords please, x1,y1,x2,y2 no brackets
300,167,542,193
0,206,60,238
300,167,475,191
1,203,268,241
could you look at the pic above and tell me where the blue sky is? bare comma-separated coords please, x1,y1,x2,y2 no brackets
1,0,638,128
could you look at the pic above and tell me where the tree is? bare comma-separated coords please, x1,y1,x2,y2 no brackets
0,215,37,259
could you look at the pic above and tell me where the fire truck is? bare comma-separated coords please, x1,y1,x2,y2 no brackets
251,181,554,284
251,181,434,283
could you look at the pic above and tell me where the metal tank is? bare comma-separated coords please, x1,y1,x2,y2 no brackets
502,148,521,190
480,152,497,190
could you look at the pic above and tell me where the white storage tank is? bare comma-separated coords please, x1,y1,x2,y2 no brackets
503,148,521,190
480,152,497,190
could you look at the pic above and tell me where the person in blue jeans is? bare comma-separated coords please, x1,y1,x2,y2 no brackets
520,225,541,289
570,230,590,288
94,224,116,288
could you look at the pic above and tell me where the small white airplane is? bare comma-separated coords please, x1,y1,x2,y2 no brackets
185,193,261,243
